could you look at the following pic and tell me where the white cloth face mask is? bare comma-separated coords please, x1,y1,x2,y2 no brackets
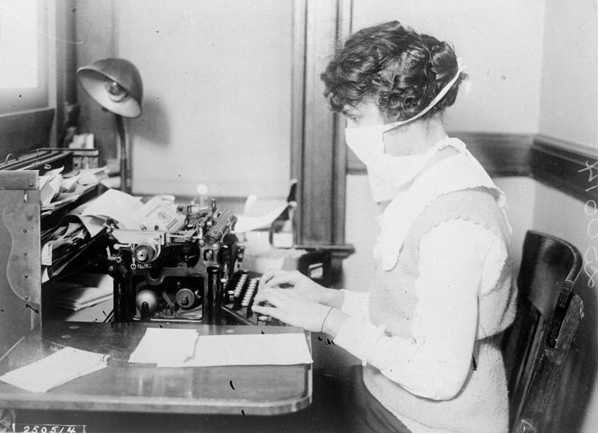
345,65,464,203
346,125,440,203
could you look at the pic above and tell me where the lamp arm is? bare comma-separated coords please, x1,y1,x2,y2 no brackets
114,114,130,194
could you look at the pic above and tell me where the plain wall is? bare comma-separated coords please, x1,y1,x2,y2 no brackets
538,0,598,148
112,0,293,199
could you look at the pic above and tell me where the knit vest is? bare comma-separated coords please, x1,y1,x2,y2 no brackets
365,187,516,433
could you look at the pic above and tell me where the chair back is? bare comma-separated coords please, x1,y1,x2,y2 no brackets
502,230,583,432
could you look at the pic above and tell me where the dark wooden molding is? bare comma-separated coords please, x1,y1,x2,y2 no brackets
346,131,597,204
452,132,533,177
531,135,598,204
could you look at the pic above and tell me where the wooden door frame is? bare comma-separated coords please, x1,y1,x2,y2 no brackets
291,0,354,258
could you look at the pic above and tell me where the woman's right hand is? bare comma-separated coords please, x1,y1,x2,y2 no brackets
256,269,343,308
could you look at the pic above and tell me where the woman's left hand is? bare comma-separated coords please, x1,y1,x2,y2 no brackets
252,287,333,333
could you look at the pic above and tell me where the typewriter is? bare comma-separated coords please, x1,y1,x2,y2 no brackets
106,197,332,326
107,199,242,324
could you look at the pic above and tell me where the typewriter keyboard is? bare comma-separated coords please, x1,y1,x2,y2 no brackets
221,271,284,326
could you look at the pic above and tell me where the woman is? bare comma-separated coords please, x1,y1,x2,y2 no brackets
253,21,515,433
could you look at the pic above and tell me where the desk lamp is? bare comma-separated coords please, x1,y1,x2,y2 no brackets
76,58,143,193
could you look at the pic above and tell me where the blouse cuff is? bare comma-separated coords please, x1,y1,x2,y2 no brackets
340,290,370,320
333,316,385,364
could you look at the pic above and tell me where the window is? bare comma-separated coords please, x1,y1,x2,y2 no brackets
0,0,47,114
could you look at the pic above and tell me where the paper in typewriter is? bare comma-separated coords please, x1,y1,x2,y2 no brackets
128,329,312,367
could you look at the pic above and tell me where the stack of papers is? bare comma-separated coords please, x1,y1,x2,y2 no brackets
128,328,313,368
0,347,109,393
128,328,200,367
40,166,108,215
51,286,112,311
41,219,96,283
41,222,88,266
49,273,113,311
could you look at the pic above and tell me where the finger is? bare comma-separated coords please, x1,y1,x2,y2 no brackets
253,290,269,303
258,270,275,289
264,287,303,303
260,285,307,302
263,273,301,289
251,302,289,324
251,303,277,316
259,269,287,289
254,285,297,305
281,290,307,301
255,286,279,298
253,288,289,307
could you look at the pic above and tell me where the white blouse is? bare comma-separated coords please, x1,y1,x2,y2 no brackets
335,211,509,401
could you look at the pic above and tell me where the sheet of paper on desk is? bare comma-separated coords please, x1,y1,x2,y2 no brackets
181,333,313,367
128,329,312,367
0,347,109,393
128,328,200,366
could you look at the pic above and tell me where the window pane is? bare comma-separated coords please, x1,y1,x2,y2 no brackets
0,0,38,88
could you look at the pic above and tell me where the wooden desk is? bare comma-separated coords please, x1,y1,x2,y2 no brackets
0,322,312,416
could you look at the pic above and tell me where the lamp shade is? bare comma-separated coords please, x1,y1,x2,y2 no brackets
77,58,143,118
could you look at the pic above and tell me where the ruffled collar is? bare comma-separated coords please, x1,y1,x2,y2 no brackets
373,137,509,271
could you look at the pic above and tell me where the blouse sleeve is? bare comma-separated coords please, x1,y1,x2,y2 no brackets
333,219,508,400
339,289,370,321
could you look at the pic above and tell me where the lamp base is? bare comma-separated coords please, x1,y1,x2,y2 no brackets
104,158,120,176
101,176,122,190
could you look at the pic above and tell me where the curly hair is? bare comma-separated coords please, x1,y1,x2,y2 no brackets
321,21,466,122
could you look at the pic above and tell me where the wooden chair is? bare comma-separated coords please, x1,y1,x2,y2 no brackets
502,230,584,433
